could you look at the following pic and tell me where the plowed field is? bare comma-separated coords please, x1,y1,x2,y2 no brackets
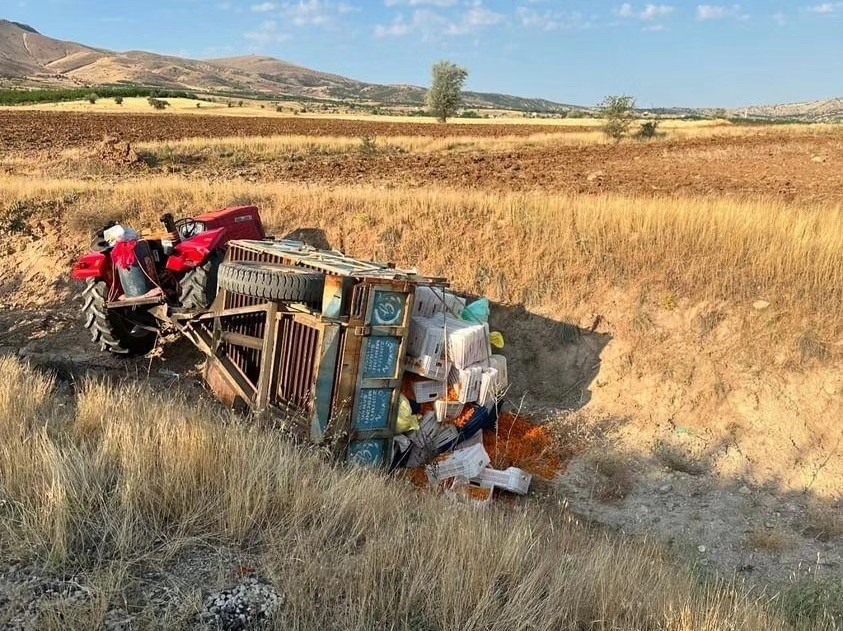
2,111,841,204
238,133,843,202
0,111,576,150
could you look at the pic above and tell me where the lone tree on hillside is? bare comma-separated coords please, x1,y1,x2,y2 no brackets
601,95,636,142
427,61,468,123
86,92,99,104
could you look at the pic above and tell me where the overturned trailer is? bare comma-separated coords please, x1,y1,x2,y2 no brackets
173,239,446,467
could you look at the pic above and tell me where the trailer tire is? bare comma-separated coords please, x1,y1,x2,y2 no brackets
81,280,157,355
217,261,324,304
179,250,224,311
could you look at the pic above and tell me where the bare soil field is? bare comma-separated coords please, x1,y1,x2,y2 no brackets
0,111,840,630
0,111,578,150
187,133,842,202
3,112,840,203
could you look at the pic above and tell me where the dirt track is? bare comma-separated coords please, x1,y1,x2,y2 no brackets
0,111,577,150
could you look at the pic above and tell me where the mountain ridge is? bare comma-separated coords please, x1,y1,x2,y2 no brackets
1,19,840,118
0,20,575,111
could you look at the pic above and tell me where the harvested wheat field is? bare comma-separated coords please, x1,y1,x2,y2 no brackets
0,111,841,630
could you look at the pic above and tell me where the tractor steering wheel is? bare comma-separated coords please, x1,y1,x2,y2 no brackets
175,217,202,240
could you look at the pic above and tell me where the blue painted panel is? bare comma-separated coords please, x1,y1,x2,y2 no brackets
348,439,386,467
362,336,401,379
353,387,393,430
371,291,406,326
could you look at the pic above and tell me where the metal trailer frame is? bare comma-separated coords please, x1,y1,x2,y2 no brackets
170,239,446,467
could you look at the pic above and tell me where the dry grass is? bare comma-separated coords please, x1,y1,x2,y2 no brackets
585,450,636,502
2,174,839,332
747,529,797,553
133,131,608,155
0,356,823,630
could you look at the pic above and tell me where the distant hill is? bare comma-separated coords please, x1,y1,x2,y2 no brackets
731,98,843,122
2,20,839,118
0,19,576,112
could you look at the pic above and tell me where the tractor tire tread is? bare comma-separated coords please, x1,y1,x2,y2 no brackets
81,280,156,355
217,261,324,304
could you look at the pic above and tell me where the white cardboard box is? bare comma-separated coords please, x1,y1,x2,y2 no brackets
405,354,450,380
426,442,490,483
472,466,532,495
434,400,465,423
412,286,467,318
411,378,447,403
449,364,483,403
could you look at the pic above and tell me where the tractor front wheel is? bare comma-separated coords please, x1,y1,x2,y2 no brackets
179,250,224,312
81,280,157,355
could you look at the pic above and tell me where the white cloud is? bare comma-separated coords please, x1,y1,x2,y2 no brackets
462,6,505,28
640,4,674,20
374,5,505,38
807,2,843,13
244,19,292,44
374,15,411,36
384,0,457,6
696,4,748,20
247,1,357,29
616,3,673,20
616,3,635,18
516,7,590,31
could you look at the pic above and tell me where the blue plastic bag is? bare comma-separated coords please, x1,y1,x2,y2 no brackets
461,298,490,324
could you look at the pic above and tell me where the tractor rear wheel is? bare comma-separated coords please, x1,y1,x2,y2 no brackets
179,250,224,311
81,280,157,355
217,261,324,304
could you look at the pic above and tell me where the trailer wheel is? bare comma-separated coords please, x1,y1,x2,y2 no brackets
81,280,157,355
179,250,224,311
217,261,324,304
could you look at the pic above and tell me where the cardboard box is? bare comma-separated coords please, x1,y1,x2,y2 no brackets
445,318,490,369
426,442,490,483
434,400,465,423
407,316,447,359
449,364,483,403
412,286,467,319
405,354,449,380
410,378,447,403
472,466,532,495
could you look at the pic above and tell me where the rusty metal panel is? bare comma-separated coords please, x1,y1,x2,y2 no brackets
275,316,319,412
203,359,241,408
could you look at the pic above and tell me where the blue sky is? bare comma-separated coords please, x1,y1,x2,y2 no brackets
5,1,842,107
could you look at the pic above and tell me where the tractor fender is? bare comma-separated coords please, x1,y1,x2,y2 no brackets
71,251,108,280
166,228,226,273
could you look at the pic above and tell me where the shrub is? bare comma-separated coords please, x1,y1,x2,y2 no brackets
86,92,98,104
359,135,378,156
113,96,123,106
636,120,661,140
147,97,169,110
601,95,636,142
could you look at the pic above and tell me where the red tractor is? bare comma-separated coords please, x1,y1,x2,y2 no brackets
71,206,265,354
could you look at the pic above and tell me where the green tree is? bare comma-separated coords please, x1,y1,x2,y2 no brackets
114,96,123,106
601,95,636,142
86,92,99,104
427,61,468,123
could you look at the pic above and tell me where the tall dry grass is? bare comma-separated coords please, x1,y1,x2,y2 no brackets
2,174,839,325
0,356,829,630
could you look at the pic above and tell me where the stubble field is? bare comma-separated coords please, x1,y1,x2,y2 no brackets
0,110,841,630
